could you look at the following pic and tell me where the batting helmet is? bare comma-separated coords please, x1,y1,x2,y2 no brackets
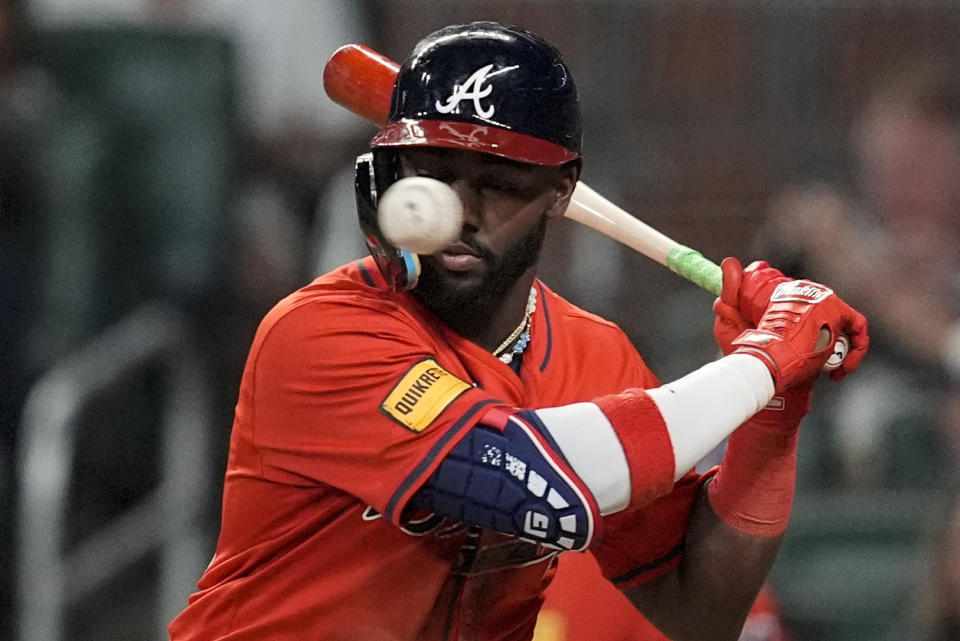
373,21,581,164
357,21,582,290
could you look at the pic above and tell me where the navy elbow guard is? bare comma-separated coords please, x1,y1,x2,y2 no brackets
410,409,600,550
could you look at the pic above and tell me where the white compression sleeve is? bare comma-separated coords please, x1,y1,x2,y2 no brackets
530,353,773,514
534,403,631,515
647,353,775,480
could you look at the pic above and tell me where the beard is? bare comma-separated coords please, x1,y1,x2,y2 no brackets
412,215,548,335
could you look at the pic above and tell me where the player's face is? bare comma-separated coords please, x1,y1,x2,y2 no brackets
397,148,577,318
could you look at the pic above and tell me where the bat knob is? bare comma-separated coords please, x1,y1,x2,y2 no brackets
823,335,849,371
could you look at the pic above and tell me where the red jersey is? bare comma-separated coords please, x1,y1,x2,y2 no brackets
537,552,793,641
169,257,707,641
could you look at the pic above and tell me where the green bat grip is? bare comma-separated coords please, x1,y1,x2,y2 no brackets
666,246,722,296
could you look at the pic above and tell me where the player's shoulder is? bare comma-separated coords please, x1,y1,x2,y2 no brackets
537,281,631,341
537,281,658,387
259,258,403,338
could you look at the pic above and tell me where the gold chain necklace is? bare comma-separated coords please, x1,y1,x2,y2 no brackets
492,287,537,363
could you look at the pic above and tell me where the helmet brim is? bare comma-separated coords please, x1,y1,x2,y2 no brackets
371,119,579,166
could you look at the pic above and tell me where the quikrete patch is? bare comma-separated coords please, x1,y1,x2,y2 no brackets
381,359,471,432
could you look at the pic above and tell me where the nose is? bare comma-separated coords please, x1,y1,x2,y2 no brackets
449,178,480,230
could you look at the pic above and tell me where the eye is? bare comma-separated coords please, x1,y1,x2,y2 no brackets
483,180,519,194
415,171,454,185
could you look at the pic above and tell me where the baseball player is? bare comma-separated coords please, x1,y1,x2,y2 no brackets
169,22,868,641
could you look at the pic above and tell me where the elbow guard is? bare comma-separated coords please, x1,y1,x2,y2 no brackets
411,408,601,550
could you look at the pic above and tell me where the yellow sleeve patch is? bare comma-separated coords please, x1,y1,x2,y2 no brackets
381,358,472,432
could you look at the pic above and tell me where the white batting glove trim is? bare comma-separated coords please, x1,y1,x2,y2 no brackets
535,402,631,515
648,354,775,481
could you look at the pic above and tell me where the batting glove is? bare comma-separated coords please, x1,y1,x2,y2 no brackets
716,257,793,328
732,279,869,391
713,257,751,356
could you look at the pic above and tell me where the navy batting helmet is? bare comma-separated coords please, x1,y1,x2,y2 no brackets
357,22,582,290
373,21,581,164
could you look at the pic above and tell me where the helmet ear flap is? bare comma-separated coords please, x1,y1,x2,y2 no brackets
355,152,420,291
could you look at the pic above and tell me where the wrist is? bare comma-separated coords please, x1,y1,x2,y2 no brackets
707,416,799,538
748,384,813,429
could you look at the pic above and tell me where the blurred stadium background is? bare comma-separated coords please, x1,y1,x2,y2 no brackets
3,1,960,640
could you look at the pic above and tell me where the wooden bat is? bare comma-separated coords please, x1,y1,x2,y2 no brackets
322,44,849,366
322,44,723,295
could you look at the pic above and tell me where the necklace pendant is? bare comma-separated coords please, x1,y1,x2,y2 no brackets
491,286,538,364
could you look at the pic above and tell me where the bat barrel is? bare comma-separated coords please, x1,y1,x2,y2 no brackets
323,44,399,127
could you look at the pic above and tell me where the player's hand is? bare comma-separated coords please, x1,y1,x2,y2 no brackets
716,257,792,327
713,257,751,355
713,256,788,354
732,280,869,392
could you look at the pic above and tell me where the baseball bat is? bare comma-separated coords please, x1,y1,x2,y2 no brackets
322,44,848,363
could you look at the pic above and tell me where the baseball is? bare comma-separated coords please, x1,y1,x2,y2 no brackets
377,177,463,254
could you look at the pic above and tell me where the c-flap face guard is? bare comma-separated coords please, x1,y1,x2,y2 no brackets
354,152,420,290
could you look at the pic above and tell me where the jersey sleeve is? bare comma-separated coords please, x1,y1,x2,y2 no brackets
588,470,712,589
243,293,504,526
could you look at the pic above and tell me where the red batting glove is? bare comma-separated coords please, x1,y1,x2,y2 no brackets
712,258,818,536
713,257,750,356
716,257,793,327
739,260,792,325
732,280,869,391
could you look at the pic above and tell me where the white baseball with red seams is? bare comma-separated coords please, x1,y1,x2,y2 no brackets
377,176,464,255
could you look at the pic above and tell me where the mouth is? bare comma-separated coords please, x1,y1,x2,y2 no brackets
435,242,484,273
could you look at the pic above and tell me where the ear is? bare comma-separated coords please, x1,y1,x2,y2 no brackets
545,159,582,219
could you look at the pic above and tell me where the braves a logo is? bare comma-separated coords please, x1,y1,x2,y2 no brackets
436,64,496,119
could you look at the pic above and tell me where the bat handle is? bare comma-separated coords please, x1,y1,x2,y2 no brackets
666,246,723,297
